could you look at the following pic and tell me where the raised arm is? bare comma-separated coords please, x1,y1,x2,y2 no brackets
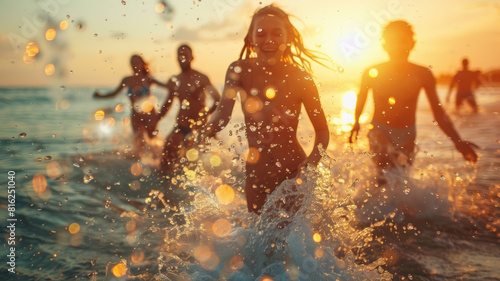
198,62,240,141
349,70,370,143
424,71,478,163
94,78,126,99
301,77,329,166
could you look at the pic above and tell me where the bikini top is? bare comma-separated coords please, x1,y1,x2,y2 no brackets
127,85,149,98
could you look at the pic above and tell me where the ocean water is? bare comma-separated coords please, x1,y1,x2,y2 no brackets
0,85,499,281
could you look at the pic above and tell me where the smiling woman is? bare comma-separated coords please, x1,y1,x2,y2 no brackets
199,4,332,214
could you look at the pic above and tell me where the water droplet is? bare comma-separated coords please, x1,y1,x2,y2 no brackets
18,132,27,138
83,174,94,183
121,0,126,5
440,175,445,180
105,198,112,209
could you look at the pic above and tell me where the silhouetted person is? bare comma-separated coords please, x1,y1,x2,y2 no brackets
447,58,480,113
94,55,167,155
198,5,330,214
349,21,478,183
158,44,221,173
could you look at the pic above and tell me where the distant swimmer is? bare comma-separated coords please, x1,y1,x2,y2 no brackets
349,21,478,184
198,5,330,214
94,55,168,155
157,44,221,173
447,58,481,113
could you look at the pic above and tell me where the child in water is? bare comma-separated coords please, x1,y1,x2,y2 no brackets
199,5,330,214
94,55,167,155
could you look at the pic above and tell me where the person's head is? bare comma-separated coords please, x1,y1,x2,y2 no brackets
130,55,148,75
177,44,193,71
462,58,469,69
381,20,415,62
240,4,329,73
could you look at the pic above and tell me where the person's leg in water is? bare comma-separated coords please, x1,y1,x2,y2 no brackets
131,113,147,156
160,126,191,175
465,94,478,113
368,122,416,186
245,156,302,215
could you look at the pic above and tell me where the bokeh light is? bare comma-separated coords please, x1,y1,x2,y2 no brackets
265,87,276,99
68,223,80,234
94,110,105,120
369,68,378,78
193,245,212,262
185,169,196,180
45,28,56,41
155,3,165,13
209,155,221,167
111,263,128,277
130,163,143,176
213,218,232,237
244,97,263,114
245,147,260,164
215,184,235,205
388,97,396,105
46,161,62,179
186,149,199,161
115,104,124,112
26,42,39,56
59,20,68,30
32,173,47,194
131,251,145,263
313,232,322,243
141,100,154,113
45,64,55,76
229,255,244,271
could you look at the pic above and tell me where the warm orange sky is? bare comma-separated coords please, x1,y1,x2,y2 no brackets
0,0,499,88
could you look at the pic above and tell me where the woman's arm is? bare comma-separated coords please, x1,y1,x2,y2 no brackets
94,78,126,98
300,77,329,166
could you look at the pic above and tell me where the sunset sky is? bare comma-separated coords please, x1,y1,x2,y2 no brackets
0,0,499,88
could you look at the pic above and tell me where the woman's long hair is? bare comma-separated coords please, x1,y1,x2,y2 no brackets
239,4,332,74
130,54,149,75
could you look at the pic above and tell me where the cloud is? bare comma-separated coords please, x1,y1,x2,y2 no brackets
170,0,253,42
